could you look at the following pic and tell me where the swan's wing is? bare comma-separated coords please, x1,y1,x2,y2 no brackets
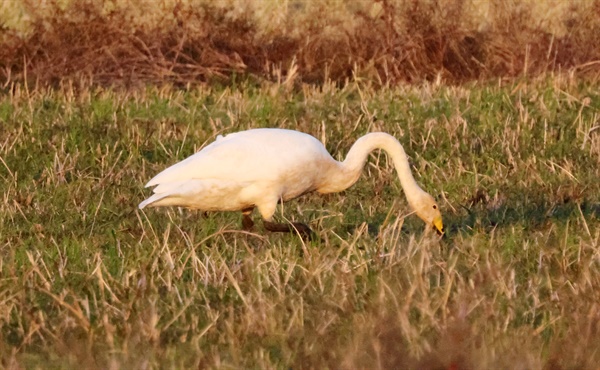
145,133,261,188
145,129,331,189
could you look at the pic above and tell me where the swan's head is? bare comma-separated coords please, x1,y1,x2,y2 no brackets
411,192,444,235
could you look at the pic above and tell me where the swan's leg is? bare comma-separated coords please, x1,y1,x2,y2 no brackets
256,199,315,240
241,207,254,231
263,220,314,241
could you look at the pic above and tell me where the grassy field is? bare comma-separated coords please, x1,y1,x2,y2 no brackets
0,76,599,368
2,1,600,368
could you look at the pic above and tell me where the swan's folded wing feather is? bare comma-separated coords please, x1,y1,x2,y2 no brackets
145,137,267,187
145,130,328,188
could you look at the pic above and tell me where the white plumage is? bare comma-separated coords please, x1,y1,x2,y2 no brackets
139,128,444,238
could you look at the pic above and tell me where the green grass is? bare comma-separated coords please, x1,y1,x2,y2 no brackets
1,76,599,368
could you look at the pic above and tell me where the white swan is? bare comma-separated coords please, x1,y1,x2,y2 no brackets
139,128,444,238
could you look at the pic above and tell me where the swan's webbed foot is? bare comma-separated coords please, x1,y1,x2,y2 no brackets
263,220,315,241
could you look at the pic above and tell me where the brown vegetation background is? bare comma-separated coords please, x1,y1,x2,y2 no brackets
1,0,600,88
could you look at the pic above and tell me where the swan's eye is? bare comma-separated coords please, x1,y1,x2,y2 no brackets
432,205,437,209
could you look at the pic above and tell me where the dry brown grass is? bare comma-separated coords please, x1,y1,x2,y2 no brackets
1,0,600,88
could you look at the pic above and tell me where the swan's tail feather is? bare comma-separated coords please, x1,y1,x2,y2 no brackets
138,192,170,209
139,179,245,211
139,179,209,210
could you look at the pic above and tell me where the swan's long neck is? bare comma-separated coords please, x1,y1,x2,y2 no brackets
319,133,425,198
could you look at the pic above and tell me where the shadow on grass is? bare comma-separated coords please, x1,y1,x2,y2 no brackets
337,193,599,240
445,195,600,238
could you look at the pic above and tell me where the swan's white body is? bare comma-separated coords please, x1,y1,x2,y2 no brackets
139,128,443,234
